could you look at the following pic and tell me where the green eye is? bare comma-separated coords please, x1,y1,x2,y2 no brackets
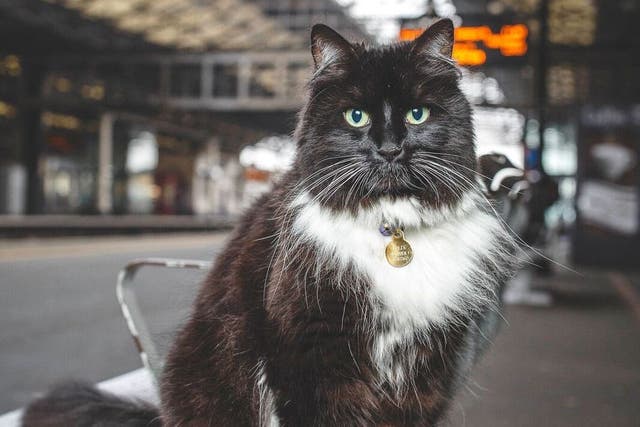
405,106,430,125
344,108,370,128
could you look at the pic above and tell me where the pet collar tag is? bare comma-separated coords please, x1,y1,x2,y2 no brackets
385,229,413,268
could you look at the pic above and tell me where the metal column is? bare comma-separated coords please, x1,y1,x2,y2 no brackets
98,112,114,214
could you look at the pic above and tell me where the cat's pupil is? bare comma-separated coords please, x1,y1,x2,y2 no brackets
351,109,363,123
411,108,423,121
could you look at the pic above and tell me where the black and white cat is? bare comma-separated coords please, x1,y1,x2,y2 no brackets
24,19,516,427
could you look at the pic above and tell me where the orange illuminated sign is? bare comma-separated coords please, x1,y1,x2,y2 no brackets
399,24,528,66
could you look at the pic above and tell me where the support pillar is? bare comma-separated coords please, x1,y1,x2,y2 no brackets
97,112,114,214
19,58,44,214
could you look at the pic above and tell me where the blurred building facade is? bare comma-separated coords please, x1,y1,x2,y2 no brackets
0,0,638,267
0,0,367,218
399,0,640,267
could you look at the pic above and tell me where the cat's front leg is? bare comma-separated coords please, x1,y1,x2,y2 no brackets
272,364,381,426
161,316,263,427
260,322,380,426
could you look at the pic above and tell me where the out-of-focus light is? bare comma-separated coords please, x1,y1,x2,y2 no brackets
548,0,597,46
46,135,73,153
459,70,506,105
542,126,578,176
438,4,457,17
239,135,295,173
433,0,457,17
81,84,105,100
483,77,505,104
151,185,162,199
400,24,529,66
399,28,423,41
474,106,526,168
497,0,540,14
53,171,72,196
548,65,577,105
498,24,529,56
1,55,21,76
42,112,81,130
126,131,158,174
525,119,540,149
81,0,135,19
453,43,487,66
487,1,506,15
0,100,17,118
54,77,72,93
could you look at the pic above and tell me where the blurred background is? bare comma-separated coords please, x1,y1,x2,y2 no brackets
0,1,638,426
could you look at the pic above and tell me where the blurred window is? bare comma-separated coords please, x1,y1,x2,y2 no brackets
170,64,201,98
213,64,238,98
250,63,277,98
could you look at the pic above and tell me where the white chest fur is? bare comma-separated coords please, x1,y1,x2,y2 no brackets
290,192,507,389
291,192,503,327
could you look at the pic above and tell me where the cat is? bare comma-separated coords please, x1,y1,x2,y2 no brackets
23,19,516,427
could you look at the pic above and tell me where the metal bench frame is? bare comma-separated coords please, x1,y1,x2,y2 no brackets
116,258,212,385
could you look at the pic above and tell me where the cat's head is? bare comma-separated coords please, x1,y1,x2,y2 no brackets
293,19,476,213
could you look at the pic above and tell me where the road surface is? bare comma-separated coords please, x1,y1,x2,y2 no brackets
0,233,224,413
1,234,639,426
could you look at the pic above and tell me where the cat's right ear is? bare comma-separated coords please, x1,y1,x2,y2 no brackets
411,18,455,58
311,24,355,70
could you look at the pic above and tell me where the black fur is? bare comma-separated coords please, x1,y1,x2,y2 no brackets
22,19,514,426
160,18,510,426
21,381,160,427
297,19,475,214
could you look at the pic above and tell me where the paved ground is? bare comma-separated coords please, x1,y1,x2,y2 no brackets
444,270,640,427
0,233,225,413
1,234,639,426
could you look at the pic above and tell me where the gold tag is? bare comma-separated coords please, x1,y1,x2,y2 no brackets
385,229,413,268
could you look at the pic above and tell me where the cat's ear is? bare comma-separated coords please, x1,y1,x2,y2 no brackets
311,24,355,70
411,18,454,58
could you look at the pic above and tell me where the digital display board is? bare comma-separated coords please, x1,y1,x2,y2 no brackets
400,24,528,66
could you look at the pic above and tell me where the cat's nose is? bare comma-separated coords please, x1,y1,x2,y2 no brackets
377,145,402,161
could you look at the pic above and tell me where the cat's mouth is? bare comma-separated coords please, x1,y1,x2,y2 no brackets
369,163,417,196
367,158,458,203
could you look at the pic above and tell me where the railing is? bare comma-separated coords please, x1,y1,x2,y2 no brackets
46,51,313,111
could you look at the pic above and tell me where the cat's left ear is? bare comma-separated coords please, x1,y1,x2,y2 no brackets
411,18,454,58
311,24,355,70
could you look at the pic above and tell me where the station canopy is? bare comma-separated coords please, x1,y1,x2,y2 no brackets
1,0,305,53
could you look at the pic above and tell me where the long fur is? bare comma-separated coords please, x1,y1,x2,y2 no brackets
22,20,517,426
288,190,514,395
21,382,160,427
